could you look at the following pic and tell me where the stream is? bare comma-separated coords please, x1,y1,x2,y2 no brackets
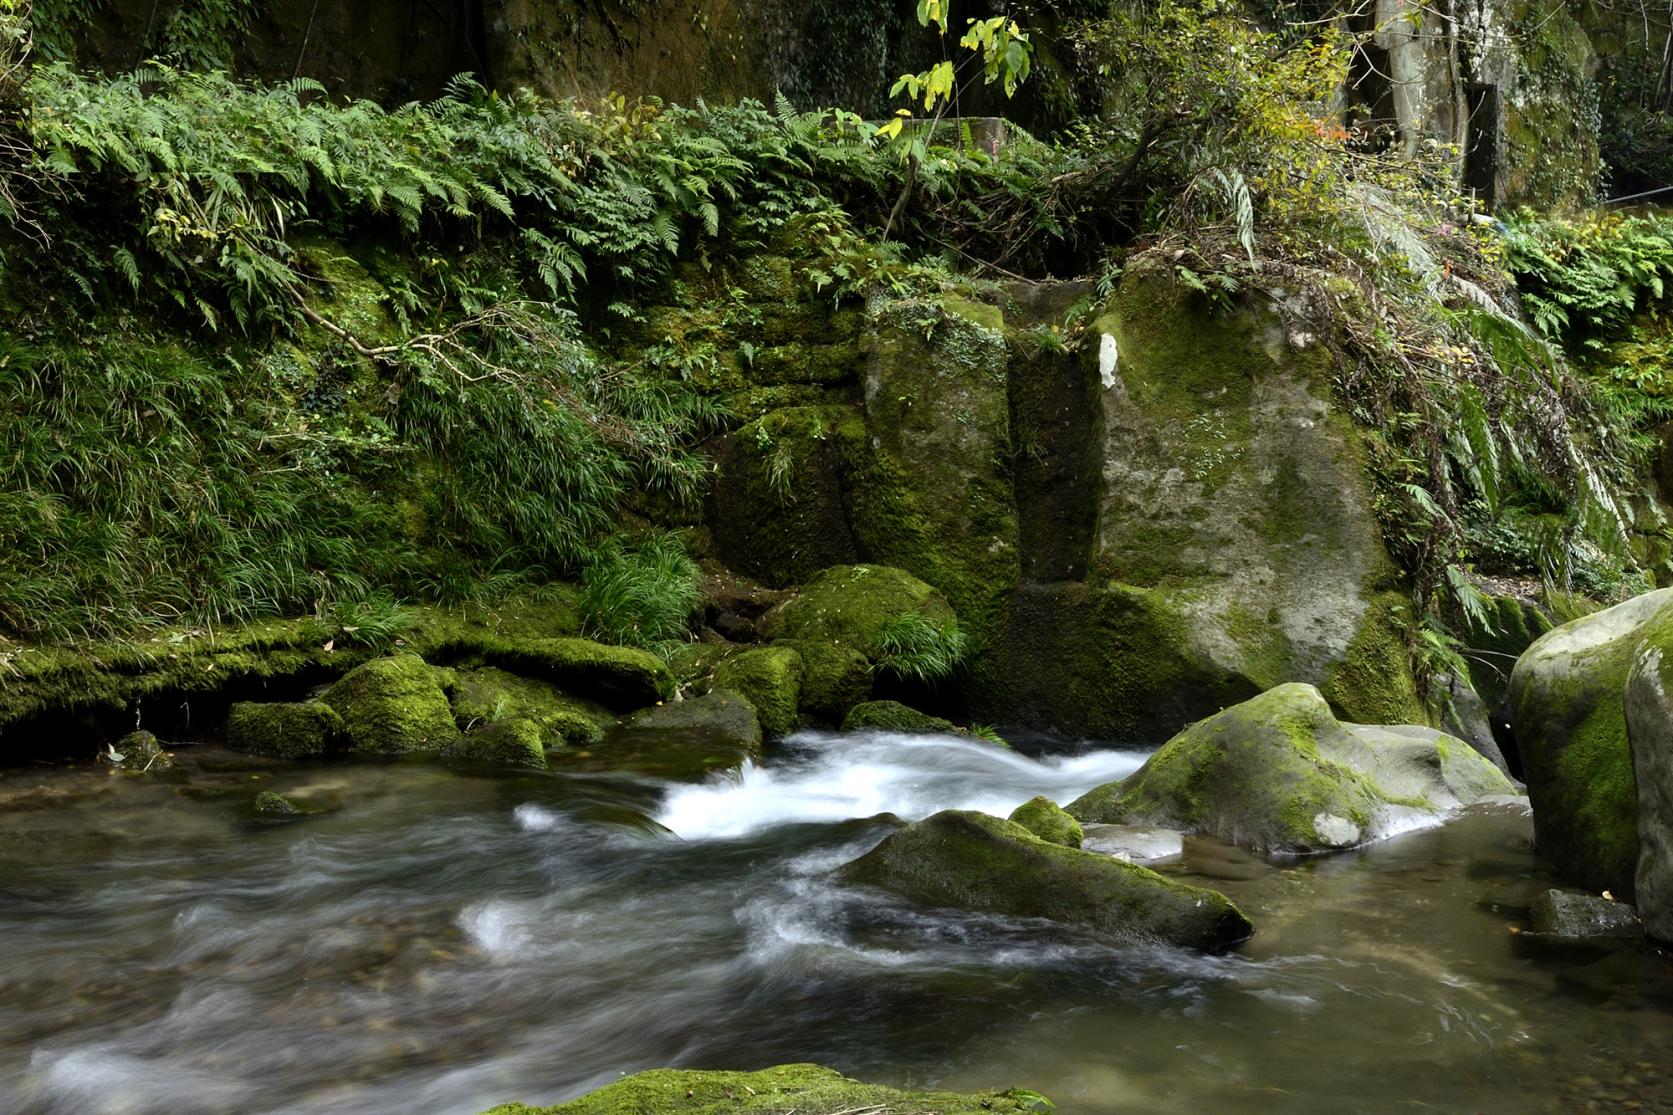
1,731,1670,1114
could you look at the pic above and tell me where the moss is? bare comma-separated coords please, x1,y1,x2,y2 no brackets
777,638,872,721
1067,683,1429,852
1007,796,1083,848
765,565,956,658
711,646,803,737
1552,699,1640,895
448,717,549,769
252,791,304,817
449,667,614,748
105,730,173,772
1319,593,1426,726
482,1063,1050,1115
479,638,675,710
708,407,861,587
566,691,762,780
321,653,460,755
841,700,957,735
225,701,344,759
840,809,1252,950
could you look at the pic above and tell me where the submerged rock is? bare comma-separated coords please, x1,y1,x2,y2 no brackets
626,691,764,752
1068,683,1513,853
252,791,304,817
839,809,1252,950
482,1063,1050,1115
225,701,344,759
1511,588,1669,899
1527,889,1642,942
711,646,802,737
841,699,958,735
447,718,548,769
1007,795,1083,847
321,654,460,755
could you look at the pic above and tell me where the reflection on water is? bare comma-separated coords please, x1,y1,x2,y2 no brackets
0,732,1668,1115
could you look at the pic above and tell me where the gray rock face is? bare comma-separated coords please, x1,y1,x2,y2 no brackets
1068,683,1515,854
1511,589,1670,900
1624,600,1673,943
1528,889,1642,942
839,809,1252,951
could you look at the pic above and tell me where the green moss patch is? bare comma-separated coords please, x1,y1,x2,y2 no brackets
226,701,344,759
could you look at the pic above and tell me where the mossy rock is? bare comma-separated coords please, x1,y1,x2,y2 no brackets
1627,595,1673,943
447,718,549,769
707,406,861,587
777,638,872,722
225,701,344,759
321,653,460,756
482,638,674,711
1069,683,1513,853
840,809,1252,950
253,791,305,818
449,667,614,748
763,565,957,659
711,646,802,738
103,730,174,772
1511,588,1669,899
842,700,958,735
482,1063,1049,1115
1458,593,1554,712
563,691,762,780
1008,796,1083,848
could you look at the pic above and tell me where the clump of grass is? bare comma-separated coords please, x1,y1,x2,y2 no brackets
579,534,702,653
875,612,967,683
327,592,417,653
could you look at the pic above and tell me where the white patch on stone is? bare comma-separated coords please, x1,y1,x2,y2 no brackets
1098,332,1119,388
1312,812,1362,847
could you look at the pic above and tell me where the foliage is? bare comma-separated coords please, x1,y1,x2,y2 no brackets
875,611,968,682
579,534,703,653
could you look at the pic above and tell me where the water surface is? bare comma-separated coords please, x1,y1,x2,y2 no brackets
1,732,1669,1114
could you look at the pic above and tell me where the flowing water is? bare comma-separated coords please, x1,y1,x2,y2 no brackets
1,731,1670,1115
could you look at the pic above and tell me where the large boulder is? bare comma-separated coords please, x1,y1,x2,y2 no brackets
321,654,460,755
1624,595,1673,941
482,1063,1049,1115
1069,683,1514,853
711,646,803,737
839,809,1252,950
482,637,674,710
985,259,1422,738
1510,588,1669,898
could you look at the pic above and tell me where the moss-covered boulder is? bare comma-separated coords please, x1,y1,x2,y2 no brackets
1008,796,1083,847
780,639,872,721
225,701,343,759
841,809,1250,949
1510,588,1670,899
985,258,1421,738
321,653,460,755
1069,683,1514,853
1622,593,1673,941
711,646,803,737
708,406,861,587
450,667,614,748
842,700,958,735
483,637,674,710
764,565,957,657
562,691,762,780
482,1063,1049,1115
103,730,173,772
447,718,549,769
841,297,1020,697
